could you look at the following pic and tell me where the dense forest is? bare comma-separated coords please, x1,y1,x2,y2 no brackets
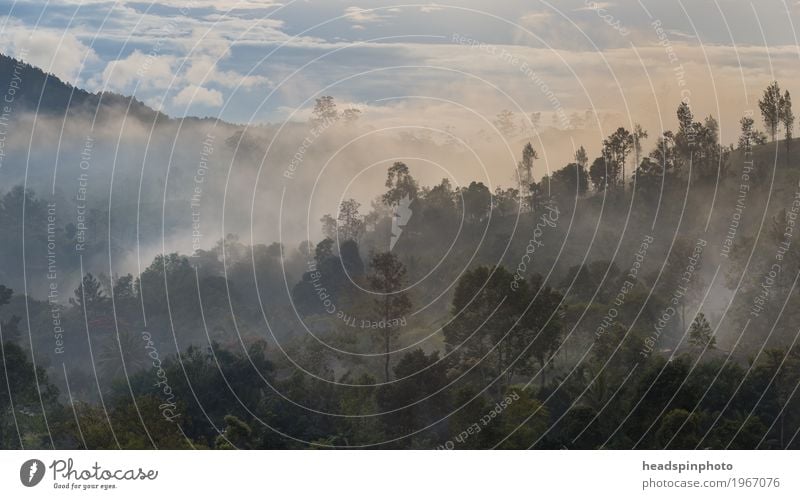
2,51,800,449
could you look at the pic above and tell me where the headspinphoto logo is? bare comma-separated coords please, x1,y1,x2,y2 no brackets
20,459,45,487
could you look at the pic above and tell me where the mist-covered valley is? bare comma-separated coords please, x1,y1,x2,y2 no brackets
2,48,800,451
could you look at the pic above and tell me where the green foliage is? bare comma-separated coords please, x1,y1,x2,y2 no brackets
4,80,800,450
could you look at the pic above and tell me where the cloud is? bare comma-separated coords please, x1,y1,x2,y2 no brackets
184,55,272,89
173,84,224,108
0,21,99,84
344,6,389,23
92,50,176,92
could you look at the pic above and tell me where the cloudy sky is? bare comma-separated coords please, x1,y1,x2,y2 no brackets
1,0,799,144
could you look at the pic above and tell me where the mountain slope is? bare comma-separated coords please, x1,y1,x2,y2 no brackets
0,52,169,123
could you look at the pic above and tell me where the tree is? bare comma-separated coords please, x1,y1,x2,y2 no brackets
112,274,136,301
315,238,335,264
382,162,418,207
320,213,337,240
337,198,364,242
341,107,361,124
677,101,693,132
518,143,538,210
215,415,254,449
443,266,563,392
550,162,589,200
368,252,412,382
603,127,633,189
493,389,549,448
675,102,697,171
375,349,448,436
461,181,492,223
688,313,715,349
0,285,59,448
492,187,520,217
633,124,648,171
530,111,541,130
695,115,725,182
96,329,151,382
738,116,756,150
311,96,339,126
494,110,517,137
339,239,364,276
759,81,782,142
70,273,108,317
0,286,19,344
421,178,457,222
656,130,678,168
518,142,537,185
575,145,589,169
136,253,201,326
781,90,794,161
737,116,768,153
589,155,618,191
444,266,521,390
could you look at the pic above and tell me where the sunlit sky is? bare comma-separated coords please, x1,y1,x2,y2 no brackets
2,0,800,142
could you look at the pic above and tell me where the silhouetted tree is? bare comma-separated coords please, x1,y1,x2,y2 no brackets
575,145,589,168
781,90,794,162
461,181,492,223
688,313,715,349
633,123,648,171
337,199,364,242
494,110,517,137
760,81,782,142
604,127,633,189
382,162,418,207
311,96,339,126
70,273,108,317
368,252,412,382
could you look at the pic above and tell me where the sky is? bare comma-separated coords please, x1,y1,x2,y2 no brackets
1,0,800,147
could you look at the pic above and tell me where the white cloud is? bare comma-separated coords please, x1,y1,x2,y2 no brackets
173,84,224,108
184,55,271,89
92,50,176,92
344,6,388,23
0,21,99,84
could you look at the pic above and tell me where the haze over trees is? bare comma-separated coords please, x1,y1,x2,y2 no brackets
1,63,800,450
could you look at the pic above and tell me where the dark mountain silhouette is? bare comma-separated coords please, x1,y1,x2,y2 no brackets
1,52,175,124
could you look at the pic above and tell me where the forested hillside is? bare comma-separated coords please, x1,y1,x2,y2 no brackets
2,53,800,449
